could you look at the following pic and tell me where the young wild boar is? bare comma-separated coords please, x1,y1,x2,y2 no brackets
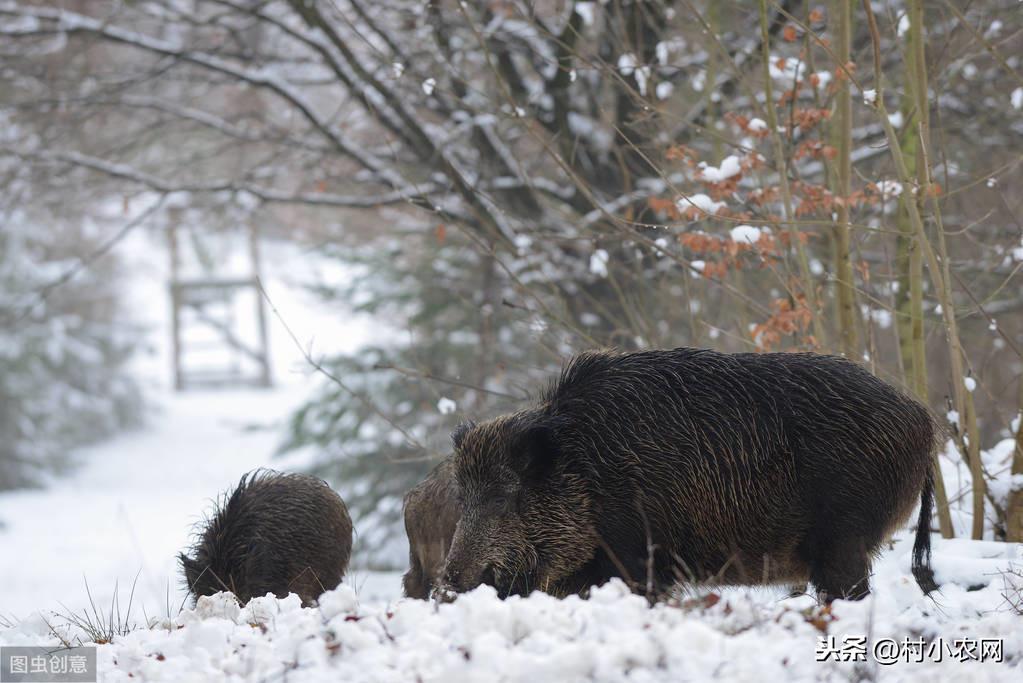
402,457,460,599
179,469,353,606
441,348,939,602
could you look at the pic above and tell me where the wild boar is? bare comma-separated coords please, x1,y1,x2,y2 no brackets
179,469,353,606
441,348,938,602
402,457,460,599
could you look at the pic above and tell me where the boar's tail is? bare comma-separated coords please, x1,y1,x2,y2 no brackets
911,468,939,595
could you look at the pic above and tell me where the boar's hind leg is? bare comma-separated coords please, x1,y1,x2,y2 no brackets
808,535,871,603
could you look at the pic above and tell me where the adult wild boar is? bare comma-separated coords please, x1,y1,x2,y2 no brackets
179,469,353,606
402,457,460,599
441,348,939,602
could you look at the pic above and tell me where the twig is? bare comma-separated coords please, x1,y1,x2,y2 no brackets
8,195,166,325
949,270,1022,360
254,277,430,455
371,363,525,401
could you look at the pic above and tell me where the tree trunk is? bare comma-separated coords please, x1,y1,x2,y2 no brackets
831,0,859,359
898,0,953,538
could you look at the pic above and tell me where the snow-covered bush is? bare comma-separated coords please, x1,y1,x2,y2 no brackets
0,213,141,490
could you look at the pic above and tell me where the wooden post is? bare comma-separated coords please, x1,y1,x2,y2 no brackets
249,224,272,388
167,220,184,391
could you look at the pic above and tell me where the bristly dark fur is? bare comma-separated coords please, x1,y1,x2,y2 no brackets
402,457,460,599
179,469,353,606
441,348,940,602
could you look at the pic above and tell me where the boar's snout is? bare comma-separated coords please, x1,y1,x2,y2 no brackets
439,513,504,594
441,562,496,593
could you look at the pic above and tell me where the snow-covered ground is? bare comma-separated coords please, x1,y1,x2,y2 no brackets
1,539,1020,682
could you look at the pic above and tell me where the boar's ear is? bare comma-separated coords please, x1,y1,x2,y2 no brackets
511,420,561,483
451,421,475,450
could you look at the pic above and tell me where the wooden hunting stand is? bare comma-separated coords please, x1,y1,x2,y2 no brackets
167,221,272,390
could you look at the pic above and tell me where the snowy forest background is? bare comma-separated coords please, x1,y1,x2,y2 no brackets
2,0,1022,575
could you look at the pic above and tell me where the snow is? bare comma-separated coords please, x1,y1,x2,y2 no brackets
988,438,1023,504
811,70,832,91
633,66,651,96
677,194,726,216
655,81,673,101
699,155,742,183
863,89,878,106
868,308,893,330
574,2,596,27
876,180,903,197
589,249,609,277
617,54,650,96
616,53,637,77
1012,88,1023,110
2,535,1020,682
964,377,977,392
898,14,911,37
513,233,532,253
437,397,457,415
768,58,806,85
729,225,762,245
655,41,669,65
421,78,436,96
748,118,768,132
691,70,706,92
